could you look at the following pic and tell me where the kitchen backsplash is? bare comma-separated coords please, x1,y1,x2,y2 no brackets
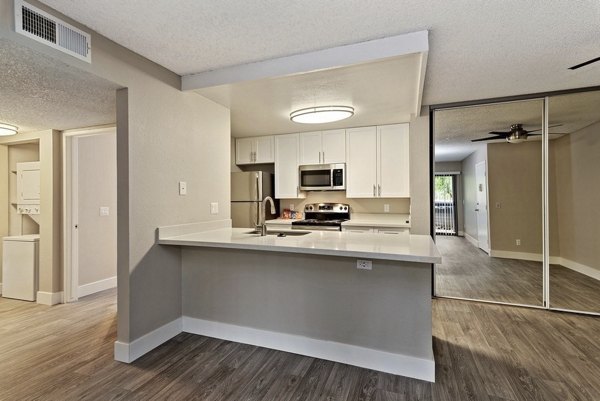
279,192,410,215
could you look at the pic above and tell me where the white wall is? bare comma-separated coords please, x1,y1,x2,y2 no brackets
77,133,117,288
461,145,487,241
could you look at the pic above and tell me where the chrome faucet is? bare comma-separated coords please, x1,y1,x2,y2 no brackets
258,196,276,236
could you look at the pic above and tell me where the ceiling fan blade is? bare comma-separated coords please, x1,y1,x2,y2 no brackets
488,131,510,135
526,124,563,133
472,135,506,142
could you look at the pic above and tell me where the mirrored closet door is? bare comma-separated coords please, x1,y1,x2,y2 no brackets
433,99,544,307
548,90,600,314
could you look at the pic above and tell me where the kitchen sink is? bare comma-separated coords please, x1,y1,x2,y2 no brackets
245,230,310,237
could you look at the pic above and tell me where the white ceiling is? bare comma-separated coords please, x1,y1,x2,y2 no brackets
41,0,600,106
0,39,119,133
197,54,423,137
434,90,600,162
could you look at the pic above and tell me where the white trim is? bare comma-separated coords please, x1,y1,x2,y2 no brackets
490,250,543,262
36,291,63,305
157,219,231,239
0,282,2,295
457,230,464,236
78,276,117,298
464,232,478,247
437,295,546,310
182,316,435,382
556,257,600,281
114,318,182,363
182,31,429,90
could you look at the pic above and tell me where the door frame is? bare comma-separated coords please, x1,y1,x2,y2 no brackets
62,126,116,303
475,160,490,253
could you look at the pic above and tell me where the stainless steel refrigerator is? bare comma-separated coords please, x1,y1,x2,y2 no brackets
231,171,275,228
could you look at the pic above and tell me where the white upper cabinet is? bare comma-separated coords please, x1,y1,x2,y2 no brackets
346,127,378,198
346,124,410,198
299,131,322,165
236,136,274,165
321,129,346,163
378,124,410,197
274,134,305,199
299,129,346,165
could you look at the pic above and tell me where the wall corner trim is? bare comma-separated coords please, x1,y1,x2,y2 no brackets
114,317,182,363
36,291,63,305
182,316,435,382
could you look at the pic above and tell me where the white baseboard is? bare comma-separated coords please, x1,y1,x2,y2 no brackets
0,282,2,295
457,231,464,236
555,257,600,281
490,250,543,262
114,318,182,363
79,276,117,298
182,316,435,382
36,291,63,305
464,233,478,247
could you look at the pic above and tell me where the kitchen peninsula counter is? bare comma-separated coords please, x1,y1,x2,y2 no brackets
157,219,439,382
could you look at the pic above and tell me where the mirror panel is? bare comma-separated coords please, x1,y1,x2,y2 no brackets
434,99,544,306
548,90,600,313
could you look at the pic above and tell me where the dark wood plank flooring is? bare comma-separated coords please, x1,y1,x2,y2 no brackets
435,235,600,313
1,289,599,400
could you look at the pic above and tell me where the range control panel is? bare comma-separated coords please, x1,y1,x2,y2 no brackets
304,203,349,213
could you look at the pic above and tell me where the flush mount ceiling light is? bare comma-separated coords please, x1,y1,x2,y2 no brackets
290,106,354,124
0,123,18,136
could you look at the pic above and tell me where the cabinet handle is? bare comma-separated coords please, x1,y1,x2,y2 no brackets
319,151,322,164
322,151,325,163
378,184,381,197
373,184,376,197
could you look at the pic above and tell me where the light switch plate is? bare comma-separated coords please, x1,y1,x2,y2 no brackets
357,260,372,270
210,202,219,215
99,207,109,216
384,204,390,213
179,181,187,195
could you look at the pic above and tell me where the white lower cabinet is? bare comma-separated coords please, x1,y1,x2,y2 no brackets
341,226,374,233
375,227,409,234
274,134,305,199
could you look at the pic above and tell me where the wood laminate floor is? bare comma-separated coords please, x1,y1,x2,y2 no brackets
1,289,599,400
435,235,600,313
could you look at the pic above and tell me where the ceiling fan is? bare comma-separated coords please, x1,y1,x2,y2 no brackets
471,123,562,144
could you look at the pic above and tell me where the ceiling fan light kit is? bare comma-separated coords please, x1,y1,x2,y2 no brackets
290,105,354,124
0,123,18,136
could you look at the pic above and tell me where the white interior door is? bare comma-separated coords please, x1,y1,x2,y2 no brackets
475,161,489,253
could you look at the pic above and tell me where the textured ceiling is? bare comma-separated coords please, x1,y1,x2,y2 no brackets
40,0,600,105
434,90,600,162
197,54,423,137
0,39,119,133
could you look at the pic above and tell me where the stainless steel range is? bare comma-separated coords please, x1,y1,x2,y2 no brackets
292,203,350,231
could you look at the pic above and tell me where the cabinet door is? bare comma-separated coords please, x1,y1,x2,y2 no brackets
254,136,274,163
298,131,322,165
378,124,410,197
274,134,305,199
346,127,377,198
236,138,254,165
321,129,346,163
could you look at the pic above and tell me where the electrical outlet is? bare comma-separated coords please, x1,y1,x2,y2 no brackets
357,260,372,270
290,204,295,211
179,181,187,195
516,239,521,246
210,202,219,215
384,204,390,213
496,202,501,208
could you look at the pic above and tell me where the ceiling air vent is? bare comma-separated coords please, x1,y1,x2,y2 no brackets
14,0,91,63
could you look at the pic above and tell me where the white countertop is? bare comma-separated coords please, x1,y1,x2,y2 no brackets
158,225,440,264
342,213,411,228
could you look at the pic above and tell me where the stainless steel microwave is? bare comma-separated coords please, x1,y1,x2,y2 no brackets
299,163,345,191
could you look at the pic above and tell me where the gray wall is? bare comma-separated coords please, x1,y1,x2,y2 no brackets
182,248,432,359
77,133,117,286
461,145,487,241
1,0,230,341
